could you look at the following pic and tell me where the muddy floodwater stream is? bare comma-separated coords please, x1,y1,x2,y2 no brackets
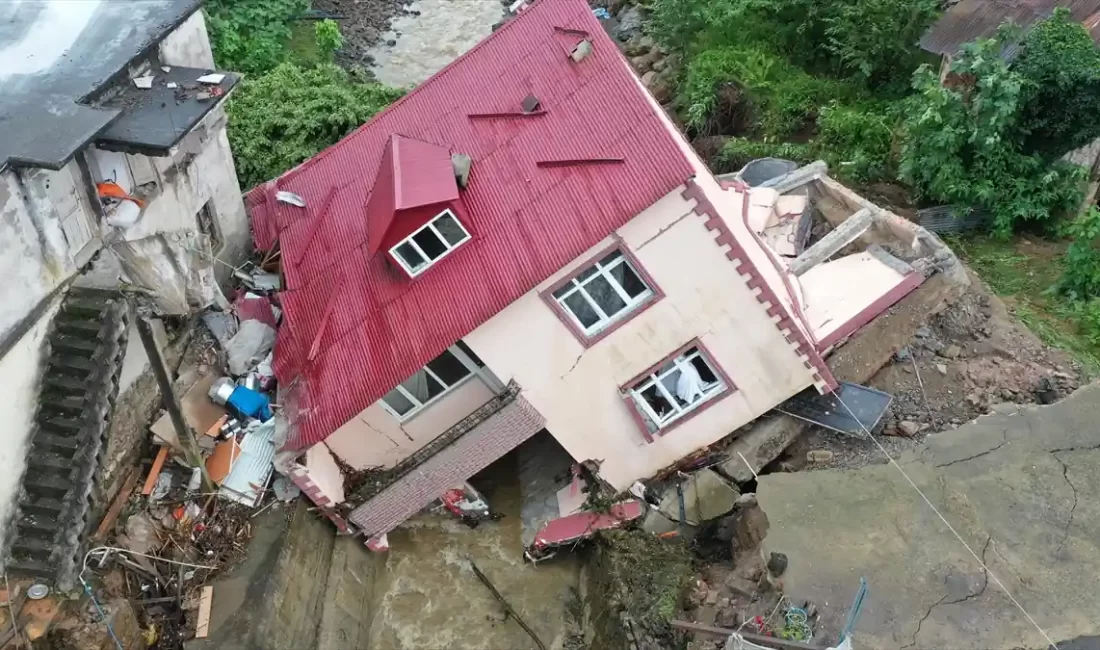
368,458,582,649
365,0,505,87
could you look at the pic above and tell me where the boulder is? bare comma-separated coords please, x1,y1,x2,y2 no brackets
614,5,645,41
657,469,740,525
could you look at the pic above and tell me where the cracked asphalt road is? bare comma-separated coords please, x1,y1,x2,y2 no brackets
757,383,1100,650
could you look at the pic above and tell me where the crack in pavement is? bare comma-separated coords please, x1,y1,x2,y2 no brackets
1050,450,1079,557
903,536,993,649
935,429,1009,468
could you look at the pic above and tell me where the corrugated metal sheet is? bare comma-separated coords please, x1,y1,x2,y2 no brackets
246,0,695,449
920,0,1100,55
916,204,992,233
219,420,277,507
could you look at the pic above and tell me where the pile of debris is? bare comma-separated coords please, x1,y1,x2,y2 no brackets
41,264,295,649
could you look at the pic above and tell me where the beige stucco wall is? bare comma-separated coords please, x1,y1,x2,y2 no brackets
325,376,496,470
463,181,816,491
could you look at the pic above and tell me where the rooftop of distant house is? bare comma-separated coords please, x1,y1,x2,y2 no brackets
920,0,1100,55
0,0,207,171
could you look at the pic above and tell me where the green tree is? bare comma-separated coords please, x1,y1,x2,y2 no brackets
823,0,939,88
315,19,344,62
1014,8,1100,160
226,63,404,188
899,32,1084,235
205,0,309,74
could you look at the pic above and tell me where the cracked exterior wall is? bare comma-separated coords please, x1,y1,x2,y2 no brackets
464,182,817,491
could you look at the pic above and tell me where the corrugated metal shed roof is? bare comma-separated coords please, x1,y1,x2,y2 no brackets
247,0,695,449
920,0,1100,55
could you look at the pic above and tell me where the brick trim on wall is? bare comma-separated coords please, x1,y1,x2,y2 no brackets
681,180,837,391
286,464,353,534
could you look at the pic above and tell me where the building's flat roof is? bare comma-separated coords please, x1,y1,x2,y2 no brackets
0,0,203,171
94,66,240,155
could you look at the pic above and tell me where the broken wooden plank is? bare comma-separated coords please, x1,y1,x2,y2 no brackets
671,620,826,650
468,559,547,650
94,468,141,540
142,446,170,496
195,586,213,639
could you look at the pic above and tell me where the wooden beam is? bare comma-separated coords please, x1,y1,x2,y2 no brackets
135,316,213,491
671,620,826,650
468,559,547,650
141,446,170,496
195,586,213,639
94,468,140,540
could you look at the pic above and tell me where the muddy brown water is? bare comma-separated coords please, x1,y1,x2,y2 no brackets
365,0,505,88
368,457,582,649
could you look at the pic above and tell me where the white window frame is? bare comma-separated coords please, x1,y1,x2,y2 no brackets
629,347,724,432
379,344,484,422
552,251,654,336
389,208,471,277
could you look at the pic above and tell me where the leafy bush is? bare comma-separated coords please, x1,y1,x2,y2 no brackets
899,32,1085,235
718,138,814,172
227,63,403,188
823,0,939,88
816,102,897,183
205,0,308,74
1014,8,1100,161
315,19,344,62
680,46,859,138
1059,206,1100,299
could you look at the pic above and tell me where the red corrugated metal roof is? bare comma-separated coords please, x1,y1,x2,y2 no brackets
248,0,695,449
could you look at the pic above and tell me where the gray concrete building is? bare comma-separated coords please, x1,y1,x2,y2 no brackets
0,0,249,585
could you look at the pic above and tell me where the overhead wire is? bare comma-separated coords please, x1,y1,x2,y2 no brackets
833,393,1060,650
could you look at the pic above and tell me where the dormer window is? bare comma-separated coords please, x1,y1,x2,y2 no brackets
390,208,471,276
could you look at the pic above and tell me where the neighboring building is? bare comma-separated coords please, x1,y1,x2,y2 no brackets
921,0,1100,68
250,0,922,548
0,0,247,584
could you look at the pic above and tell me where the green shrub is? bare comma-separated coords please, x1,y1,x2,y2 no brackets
1014,8,1100,161
1058,206,1100,299
227,63,403,188
823,0,939,88
816,102,897,183
680,46,859,138
314,19,344,62
899,32,1085,235
718,138,814,173
205,0,308,74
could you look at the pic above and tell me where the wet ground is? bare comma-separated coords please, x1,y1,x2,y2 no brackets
368,455,583,649
363,0,504,87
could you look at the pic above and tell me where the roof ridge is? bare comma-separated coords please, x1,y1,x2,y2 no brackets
276,0,572,187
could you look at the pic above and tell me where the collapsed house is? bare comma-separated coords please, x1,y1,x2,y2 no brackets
246,0,938,550
0,1,248,585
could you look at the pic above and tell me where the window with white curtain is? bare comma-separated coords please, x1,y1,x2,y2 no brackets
628,346,724,433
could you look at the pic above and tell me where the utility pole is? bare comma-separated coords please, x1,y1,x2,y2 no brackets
134,315,214,492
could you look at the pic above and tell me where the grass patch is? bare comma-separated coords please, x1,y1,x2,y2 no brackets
288,21,323,67
949,234,1100,374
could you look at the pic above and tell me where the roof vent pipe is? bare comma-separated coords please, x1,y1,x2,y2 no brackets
570,39,592,63
522,94,541,113
452,153,472,189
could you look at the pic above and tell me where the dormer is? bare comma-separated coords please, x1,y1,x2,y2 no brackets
365,135,470,278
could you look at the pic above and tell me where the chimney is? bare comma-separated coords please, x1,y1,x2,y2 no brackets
452,153,472,189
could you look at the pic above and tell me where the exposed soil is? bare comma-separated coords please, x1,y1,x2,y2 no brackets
315,0,409,70
786,275,1083,471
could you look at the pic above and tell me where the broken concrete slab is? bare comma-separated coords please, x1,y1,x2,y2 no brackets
757,383,1100,649
656,468,740,525
790,207,872,275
